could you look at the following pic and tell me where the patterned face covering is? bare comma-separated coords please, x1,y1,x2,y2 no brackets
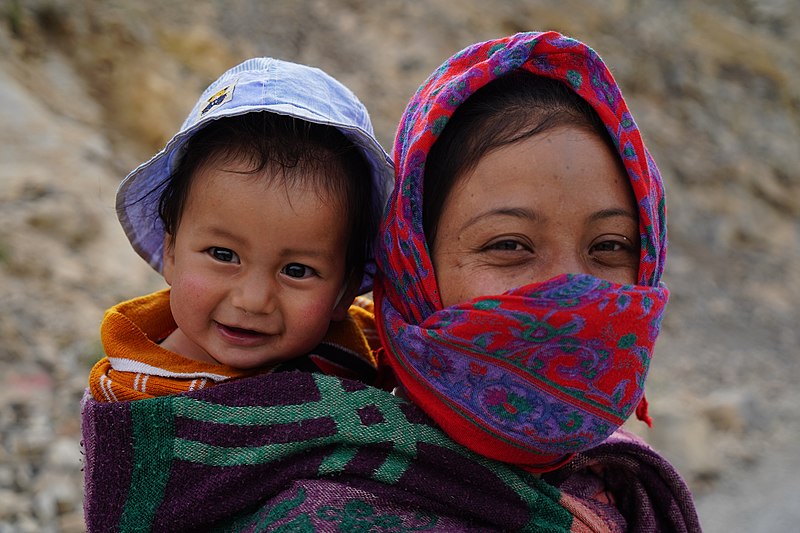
375,32,669,472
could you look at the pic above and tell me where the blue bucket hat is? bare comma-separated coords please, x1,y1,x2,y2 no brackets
116,57,394,293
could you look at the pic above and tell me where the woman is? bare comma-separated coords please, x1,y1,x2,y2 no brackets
81,32,700,532
374,31,700,530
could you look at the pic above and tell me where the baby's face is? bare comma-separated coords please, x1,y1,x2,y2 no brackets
160,156,350,369
431,125,639,308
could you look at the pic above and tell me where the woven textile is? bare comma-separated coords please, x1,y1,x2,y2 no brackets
545,429,703,532
82,371,604,532
374,31,669,471
81,372,701,531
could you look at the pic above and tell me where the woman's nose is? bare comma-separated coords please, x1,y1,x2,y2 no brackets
537,251,590,282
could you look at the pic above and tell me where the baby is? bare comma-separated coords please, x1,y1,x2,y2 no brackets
88,57,392,401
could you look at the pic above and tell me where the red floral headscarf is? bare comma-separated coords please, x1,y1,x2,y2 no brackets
375,32,669,472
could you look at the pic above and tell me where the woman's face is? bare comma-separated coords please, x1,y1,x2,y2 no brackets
431,126,639,308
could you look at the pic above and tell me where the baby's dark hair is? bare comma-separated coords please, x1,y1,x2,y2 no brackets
158,112,373,279
423,71,617,247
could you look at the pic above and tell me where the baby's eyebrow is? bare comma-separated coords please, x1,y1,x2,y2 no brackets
277,248,330,259
201,226,244,244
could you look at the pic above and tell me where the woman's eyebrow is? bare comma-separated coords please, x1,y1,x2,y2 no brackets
459,207,539,232
588,207,638,223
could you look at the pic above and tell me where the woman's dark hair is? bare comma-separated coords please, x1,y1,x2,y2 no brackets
423,71,617,247
158,112,373,279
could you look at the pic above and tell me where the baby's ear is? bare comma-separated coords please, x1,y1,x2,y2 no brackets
162,233,175,285
331,272,362,321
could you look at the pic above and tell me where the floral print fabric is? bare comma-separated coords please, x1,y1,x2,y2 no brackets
375,32,669,471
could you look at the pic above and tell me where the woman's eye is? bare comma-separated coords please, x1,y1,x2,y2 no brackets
282,263,316,279
592,240,625,252
485,239,526,252
208,247,239,263
590,235,638,261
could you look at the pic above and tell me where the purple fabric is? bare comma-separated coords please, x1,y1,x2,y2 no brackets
81,373,576,532
80,396,133,530
545,429,703,532
81,371,701,531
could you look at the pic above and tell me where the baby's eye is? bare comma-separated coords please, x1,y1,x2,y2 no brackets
208,247,239,263
281,263,316,279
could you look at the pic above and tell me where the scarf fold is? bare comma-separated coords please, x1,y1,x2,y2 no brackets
380,274,667,470
375,31,669,471
81,371,696,532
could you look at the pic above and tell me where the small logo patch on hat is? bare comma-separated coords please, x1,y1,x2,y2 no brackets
201,84,235,115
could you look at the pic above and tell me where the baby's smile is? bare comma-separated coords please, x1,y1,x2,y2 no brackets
214,321,272,346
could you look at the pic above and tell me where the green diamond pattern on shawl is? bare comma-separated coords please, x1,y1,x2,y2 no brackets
170,377,429,476
82,372,584,532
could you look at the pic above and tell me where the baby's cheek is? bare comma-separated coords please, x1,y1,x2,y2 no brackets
301,293,341,326
169,271,221,310
298,297,337,322
288,298,339,353
174,272,212,295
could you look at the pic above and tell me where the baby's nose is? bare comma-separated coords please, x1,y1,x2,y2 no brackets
233,274,278,315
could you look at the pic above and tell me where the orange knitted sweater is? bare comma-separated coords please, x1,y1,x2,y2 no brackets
88,288,379,402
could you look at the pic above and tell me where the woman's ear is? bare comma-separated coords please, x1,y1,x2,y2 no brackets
331,272,362,321
162,233,175,285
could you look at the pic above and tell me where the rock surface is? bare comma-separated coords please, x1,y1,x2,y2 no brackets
0,0,797,530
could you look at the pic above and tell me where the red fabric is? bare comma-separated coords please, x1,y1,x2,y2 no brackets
375,32,669,471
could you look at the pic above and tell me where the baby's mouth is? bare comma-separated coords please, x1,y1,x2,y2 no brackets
224,324,260,335
215,322,270,344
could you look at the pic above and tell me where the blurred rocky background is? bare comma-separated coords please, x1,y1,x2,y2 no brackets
0,0,797,531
